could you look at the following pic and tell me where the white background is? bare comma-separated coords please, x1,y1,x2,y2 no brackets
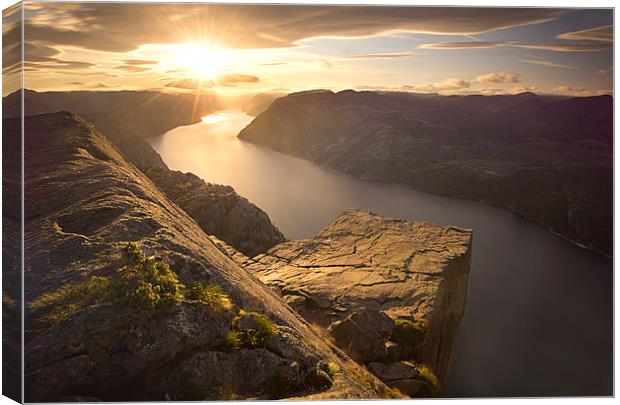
0,0,615,404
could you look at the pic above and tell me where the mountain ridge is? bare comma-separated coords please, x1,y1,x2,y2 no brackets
238,89,613,256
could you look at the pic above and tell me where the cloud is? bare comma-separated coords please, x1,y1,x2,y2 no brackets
165,73,260,89
420,40,611,52
165,79,204,90
512,43,611,52
259,62,288,66
25,60,95,71
404,78,471,92
474,72,521,84
318,59,333,69
114,65,152,73
594,67,613,76
557,25,613,42
15,3,566,52
343,52,413,59
69,81,113,89
550,85,610,96
122,59,159,65
522,59,576,69
419,41,508,49
217,73,260,85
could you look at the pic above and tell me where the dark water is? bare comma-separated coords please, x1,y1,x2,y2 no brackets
150,111,613,397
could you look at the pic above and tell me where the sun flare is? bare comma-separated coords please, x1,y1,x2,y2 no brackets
173,45,231,80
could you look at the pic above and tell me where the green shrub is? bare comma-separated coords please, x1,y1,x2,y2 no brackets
246,313,276,347
115,244,184,315
225,331,241,352
326,361,340,379
188,282,231,308
230,310,276,348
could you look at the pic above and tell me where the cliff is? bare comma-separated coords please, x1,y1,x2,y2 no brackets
16,112,391,401
238,90,612,256
238,209,472,396
3,90,286,256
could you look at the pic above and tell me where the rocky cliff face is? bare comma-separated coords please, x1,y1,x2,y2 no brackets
3,90,286,256
17,112,390,401
237,209,472,395
238,89,612,256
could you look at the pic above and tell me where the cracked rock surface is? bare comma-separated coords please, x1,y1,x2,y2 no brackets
244,209,472,386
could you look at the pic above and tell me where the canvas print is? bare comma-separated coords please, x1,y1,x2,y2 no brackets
1,2,613,402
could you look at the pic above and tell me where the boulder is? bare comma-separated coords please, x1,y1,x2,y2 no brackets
367,361,420,382
328,309,394,363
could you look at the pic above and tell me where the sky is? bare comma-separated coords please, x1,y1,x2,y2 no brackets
2,3,614,97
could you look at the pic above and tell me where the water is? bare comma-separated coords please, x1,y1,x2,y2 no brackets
150,110,613,397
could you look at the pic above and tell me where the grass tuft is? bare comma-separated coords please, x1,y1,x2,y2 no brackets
29,243,233,329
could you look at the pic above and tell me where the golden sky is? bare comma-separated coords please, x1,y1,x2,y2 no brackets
2,2,614,97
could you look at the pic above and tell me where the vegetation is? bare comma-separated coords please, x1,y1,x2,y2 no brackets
187,282,231,309
225,330,241,352
414,364,442,397
230,309,276,349
29,243,232,329
115,243,184,315
326,361,340,379
30,276,111,328
390,318,426,357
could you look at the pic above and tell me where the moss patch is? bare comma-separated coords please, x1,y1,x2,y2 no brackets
390,319,426,358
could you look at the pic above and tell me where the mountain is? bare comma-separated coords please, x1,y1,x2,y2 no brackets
238,90,613,256
13,112,393,401
3,90,285,256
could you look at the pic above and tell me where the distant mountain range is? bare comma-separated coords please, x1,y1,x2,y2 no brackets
238,90,613,256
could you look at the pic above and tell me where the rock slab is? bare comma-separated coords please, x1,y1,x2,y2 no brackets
244,209,473,386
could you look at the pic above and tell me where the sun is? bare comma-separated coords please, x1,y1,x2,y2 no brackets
173,44,231,80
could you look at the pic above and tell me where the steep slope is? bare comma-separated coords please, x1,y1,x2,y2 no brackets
17,112,389,401
3,90,286,256
238,90,613,255
239,209,472,395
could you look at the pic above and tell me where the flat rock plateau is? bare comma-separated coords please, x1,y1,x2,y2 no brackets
241,209,472,395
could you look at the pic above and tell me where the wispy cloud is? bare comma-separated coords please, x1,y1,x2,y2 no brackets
512,43,611,52
318,59,333,69
419,41,508,49
122,59,159,66
421,41,610,52
343,52,413,59
522,59,576,69
114,65,151,73
557,25,613,42
15,3,567,52
166,73,260,90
